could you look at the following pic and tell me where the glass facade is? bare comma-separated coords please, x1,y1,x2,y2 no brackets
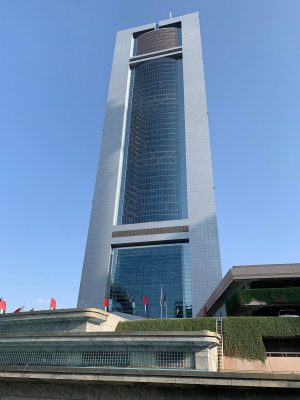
109,244,192,318
112,30,191,318
117,55,187,224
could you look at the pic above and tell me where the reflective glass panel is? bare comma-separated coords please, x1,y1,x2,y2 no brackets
110,243,192,318
117,56,187,224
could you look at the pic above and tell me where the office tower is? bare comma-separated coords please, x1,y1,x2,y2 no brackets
78,12,222,317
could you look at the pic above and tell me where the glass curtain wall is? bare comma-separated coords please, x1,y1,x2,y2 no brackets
112,29,191,318
117,55,187,224
110,244,192,318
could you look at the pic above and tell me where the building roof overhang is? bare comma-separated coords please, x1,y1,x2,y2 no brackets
197,263,300,317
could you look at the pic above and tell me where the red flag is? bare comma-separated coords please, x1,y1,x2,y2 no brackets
103,296,109,308
0,299,6,314
143,295,149,319
14,305,24,313
50,298,56,310
143,295,148,306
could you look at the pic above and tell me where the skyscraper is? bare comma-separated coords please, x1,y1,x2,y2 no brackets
78,12,222,317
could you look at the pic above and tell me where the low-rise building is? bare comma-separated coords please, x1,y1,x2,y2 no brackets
197,263,300,317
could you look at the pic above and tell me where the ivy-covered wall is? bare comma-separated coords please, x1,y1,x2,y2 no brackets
116,317,300,361
226,287,300,315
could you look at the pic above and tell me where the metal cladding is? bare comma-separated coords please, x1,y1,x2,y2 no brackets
78,13,222,317
135,27,179,56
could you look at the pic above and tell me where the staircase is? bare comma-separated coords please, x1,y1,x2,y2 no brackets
216,317,224,371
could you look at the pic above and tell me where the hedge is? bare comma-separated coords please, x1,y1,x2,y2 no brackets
116,317,300,361
116,317,216,333
226,287,300,316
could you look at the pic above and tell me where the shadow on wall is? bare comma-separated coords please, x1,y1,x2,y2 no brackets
190,214,223,315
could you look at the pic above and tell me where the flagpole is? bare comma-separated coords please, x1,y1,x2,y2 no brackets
160,285,163,319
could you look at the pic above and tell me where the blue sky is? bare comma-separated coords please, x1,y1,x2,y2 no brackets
0,0,299,311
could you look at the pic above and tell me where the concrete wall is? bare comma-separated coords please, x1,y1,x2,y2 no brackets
224,356,300,374
0,365,299,399
195,346,218,372
0,309,126,334
0,379,299,399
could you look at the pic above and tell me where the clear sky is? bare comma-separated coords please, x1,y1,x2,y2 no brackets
1,0,300,312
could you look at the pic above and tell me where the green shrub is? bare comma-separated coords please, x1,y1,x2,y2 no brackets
223,317,300,361
116,317,216,332
226,287,300,316
116,317,300,361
